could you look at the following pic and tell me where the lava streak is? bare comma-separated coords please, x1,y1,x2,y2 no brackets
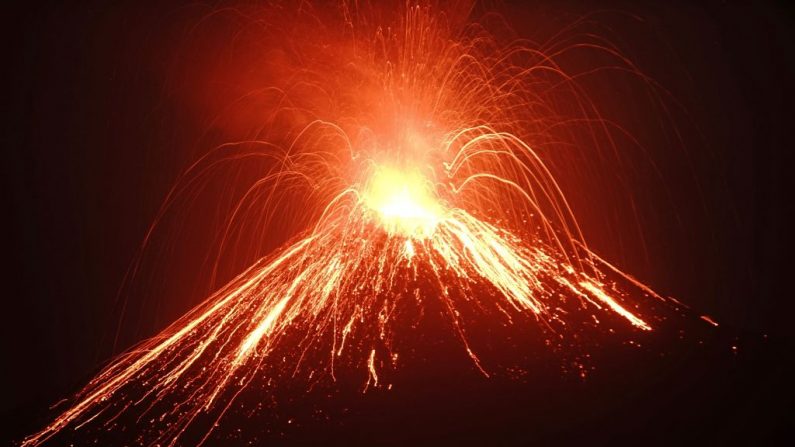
25,1,674,446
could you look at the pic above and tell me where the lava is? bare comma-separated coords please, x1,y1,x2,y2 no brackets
363,166,443,238
23,1,683,446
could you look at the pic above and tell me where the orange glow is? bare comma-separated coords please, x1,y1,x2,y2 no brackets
362,167,443,238
21,2,695,446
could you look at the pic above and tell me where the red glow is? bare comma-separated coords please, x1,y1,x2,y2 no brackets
23,2,695,446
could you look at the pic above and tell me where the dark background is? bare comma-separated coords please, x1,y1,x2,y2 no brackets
2,0,793,445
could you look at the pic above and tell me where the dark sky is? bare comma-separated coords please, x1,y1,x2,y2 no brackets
2,0,793,445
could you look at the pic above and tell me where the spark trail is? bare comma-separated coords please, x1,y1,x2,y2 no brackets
24,2,681,446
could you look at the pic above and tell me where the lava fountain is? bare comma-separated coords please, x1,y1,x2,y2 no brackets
23,2,692,445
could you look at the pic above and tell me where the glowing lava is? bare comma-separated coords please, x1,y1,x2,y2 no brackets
22,1,681,446
362,167,443,238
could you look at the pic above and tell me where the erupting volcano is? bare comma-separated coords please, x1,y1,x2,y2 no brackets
23,2,694,446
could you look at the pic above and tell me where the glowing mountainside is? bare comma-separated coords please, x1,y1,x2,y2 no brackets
23,162,660,447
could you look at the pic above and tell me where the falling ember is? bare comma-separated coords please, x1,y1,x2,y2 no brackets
700,315,720,327
23,1,693,446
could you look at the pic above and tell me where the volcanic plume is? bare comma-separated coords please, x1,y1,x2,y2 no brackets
23,2,693,446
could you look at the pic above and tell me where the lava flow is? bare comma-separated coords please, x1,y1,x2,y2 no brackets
24,2,685,446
